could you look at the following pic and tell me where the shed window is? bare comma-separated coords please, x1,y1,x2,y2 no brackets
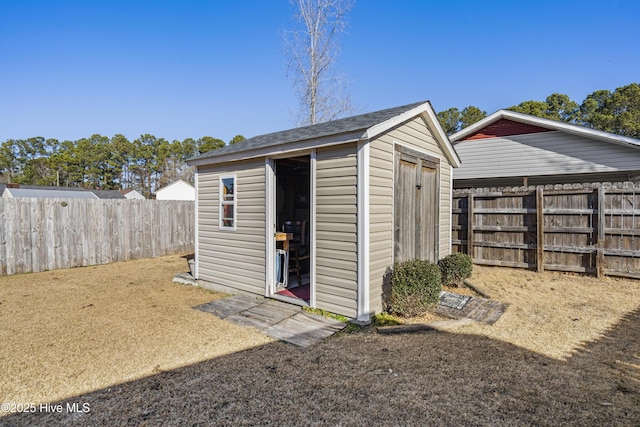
219,175,236,230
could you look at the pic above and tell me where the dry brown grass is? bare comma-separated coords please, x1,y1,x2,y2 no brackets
460,265,640,359
0,254,272,408
1,259,639,426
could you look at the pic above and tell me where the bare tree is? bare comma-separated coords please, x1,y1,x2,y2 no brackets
284,0,355,125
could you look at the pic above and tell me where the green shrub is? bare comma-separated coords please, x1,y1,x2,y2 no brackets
438,253,473,287
387,259,441,317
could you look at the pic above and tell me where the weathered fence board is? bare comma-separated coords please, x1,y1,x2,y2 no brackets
453,182,640,279
0,198,194,276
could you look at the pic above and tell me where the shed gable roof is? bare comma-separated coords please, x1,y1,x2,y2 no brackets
187,101,460,167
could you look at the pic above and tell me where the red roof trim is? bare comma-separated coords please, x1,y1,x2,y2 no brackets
464,118,552,140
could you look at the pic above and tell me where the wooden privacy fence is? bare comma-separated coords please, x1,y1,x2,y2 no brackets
0,198,194,276
452,182,640,279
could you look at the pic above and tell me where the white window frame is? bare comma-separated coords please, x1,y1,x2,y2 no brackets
219,174,237,231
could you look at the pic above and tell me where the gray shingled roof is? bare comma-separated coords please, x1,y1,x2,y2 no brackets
0,184,88,193
0,185,126,199
92,189,126,199
3,188,99,199
190,101,428,162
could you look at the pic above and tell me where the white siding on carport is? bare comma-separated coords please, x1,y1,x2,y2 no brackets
454,131,640,180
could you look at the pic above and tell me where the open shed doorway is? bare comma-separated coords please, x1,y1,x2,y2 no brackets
274,156,311,302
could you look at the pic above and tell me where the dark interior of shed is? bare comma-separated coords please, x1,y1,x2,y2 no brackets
275,156,311,299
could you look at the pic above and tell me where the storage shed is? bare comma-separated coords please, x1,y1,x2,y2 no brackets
187,101,461,320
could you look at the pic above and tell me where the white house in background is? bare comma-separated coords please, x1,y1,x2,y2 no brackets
154,179,195,201
121,189,146,200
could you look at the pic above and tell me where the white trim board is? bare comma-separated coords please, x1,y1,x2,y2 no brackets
356,140,370,321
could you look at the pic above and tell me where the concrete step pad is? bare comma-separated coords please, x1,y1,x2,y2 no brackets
194,296,345,346
265,312,346,347
194,294,265,319
436,291,509,325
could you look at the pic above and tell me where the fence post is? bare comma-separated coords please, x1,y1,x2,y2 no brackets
536,187,544,272
596,186,606,278
467,193,474,259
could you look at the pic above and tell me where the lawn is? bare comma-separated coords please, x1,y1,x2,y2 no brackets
1,256,639,426
0,255,272,408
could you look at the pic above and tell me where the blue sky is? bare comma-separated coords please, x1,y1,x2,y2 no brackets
1,0,638,144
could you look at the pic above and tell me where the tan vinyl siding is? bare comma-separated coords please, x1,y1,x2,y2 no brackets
387,116,442,154
315,143,358,317
368,137,394,313
453,131,640,180
196,159,266,294
368,116,454,314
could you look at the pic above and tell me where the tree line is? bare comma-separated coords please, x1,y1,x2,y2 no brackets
2,83,637,196
437,82,640,138
0,134,245,198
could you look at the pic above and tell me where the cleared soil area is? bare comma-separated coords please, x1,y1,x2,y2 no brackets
1,257,639,426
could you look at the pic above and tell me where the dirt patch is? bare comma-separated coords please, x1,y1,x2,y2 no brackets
1,260,639,425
